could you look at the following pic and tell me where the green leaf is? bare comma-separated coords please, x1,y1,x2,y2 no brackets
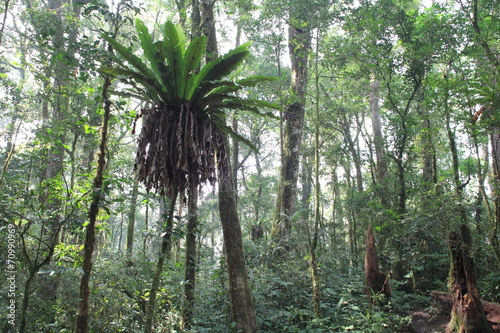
239,98,282,112
154,40,174,104
99,67,163,102
208,81,243,96
205,43,251,82
236,75,278,87
163,21,185,102
181,36,206,99
101,33,156,84
205,97,280,118
188,43,251,102
212,118,259,153
193,81,240,107
135,19,168,95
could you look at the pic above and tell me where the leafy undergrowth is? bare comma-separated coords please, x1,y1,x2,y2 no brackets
247,264,414,333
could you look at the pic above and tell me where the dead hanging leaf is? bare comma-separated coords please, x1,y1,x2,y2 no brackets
135,103,225,197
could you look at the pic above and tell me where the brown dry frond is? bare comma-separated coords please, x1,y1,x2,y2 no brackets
135,103,224,196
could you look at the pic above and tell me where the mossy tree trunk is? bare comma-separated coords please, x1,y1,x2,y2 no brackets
365,227,391,298
74,76,112,333
217,160,258,332
271,23,311,244
200,3,257,330
447,224,493,333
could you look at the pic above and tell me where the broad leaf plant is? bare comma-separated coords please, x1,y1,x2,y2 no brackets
101,19,279,196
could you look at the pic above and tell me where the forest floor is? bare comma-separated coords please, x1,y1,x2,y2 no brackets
404,291,500,333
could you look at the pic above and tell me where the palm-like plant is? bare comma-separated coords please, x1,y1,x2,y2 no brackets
101,20,278,332
101,19,278,196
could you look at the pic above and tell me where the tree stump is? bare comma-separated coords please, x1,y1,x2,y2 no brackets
365,226,391,298
447,224,494,333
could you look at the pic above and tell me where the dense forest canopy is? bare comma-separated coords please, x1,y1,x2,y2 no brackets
1,0,500,332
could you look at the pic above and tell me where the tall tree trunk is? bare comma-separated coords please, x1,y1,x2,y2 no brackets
232,113,239,199
370,77,388,206
489,131,500,266
217,151,258,332
395,158,407,215
272,23,311,242
231,21,241,199
301,154,313,211
74,76,112,333
444,68,468,224
418,104,437,189
342,114,364,193
181,184,198,330
345,164,359,268
143,193,178,333
310,58,321,317
447,224,493,333
200,2,257,331
126,175,140,256
252,137,263,223
365,227,391,298
330,163,341,255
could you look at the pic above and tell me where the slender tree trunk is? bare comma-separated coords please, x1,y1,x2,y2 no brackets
272,23,311,242
217,153,258,332
300,154,313,211
489,131,500,266
395,158,407,215
199,4,257,330
444,68,467,224
342,115,364,193
232,113,239,199
370,77,388,206
345,165,359,268
126,175,140,255
181,184,198,330
309,45,322,317
330,163,341,255
447,224,493,333
74,76,112,333
252,144,263,223
143,193,178,333
18,226,60,333
472,139,489,234
370,77,386,181
19,270,35,333
231,22,241,200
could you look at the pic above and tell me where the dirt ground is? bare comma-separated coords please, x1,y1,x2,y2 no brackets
403,291,500,333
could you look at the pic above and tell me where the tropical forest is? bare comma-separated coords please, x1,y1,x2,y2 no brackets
1,0,500,332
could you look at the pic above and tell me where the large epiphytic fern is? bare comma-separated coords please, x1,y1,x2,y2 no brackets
101,20,279,196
